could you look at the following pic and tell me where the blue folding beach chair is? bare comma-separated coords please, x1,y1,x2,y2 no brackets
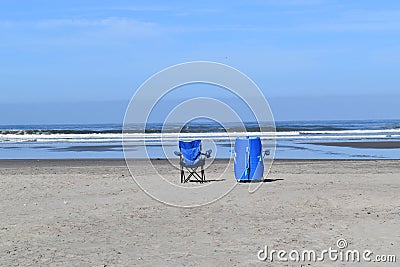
174,140,212,183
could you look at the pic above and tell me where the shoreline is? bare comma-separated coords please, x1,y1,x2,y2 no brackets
0,158,399,167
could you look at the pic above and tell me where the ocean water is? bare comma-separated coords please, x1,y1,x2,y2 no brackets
0,120,399,159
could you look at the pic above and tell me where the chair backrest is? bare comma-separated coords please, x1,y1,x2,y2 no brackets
179,140,202,164
234,136,264,181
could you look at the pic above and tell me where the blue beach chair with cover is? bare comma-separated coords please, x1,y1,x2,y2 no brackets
233,136,270,182
174,140,212,183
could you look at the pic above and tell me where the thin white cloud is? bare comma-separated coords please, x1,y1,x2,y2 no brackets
73,4,170,12
0,17,165,48
35,17,157,31
344,9,400,22
169,8,400,33
1,7,399,44
304,9,400,32
257,0,326,6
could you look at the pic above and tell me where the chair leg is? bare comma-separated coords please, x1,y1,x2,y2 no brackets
180,166,206,183
186,171,194,183
180,170,184,183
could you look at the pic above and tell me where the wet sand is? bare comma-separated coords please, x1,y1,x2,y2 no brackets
0,159,399,266
309,141,400,149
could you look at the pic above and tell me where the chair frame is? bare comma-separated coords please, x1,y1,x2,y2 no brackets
180,162,205,183
175,142,211,183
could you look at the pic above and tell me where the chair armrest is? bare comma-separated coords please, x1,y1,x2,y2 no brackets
174,151,182,157
201,149,212,158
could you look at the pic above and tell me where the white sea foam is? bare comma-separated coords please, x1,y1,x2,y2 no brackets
1,128,399,143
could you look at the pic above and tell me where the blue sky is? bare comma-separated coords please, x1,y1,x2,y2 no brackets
0,0,399,123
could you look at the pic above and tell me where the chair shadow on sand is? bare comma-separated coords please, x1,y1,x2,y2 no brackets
187,178,284,183
262,178,284,183
187,178,226,183
236,178,284,183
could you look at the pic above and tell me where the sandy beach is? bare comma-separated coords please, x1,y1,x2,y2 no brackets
0,159,399,266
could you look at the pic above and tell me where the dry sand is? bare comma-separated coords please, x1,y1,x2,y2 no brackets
0,159,399,266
